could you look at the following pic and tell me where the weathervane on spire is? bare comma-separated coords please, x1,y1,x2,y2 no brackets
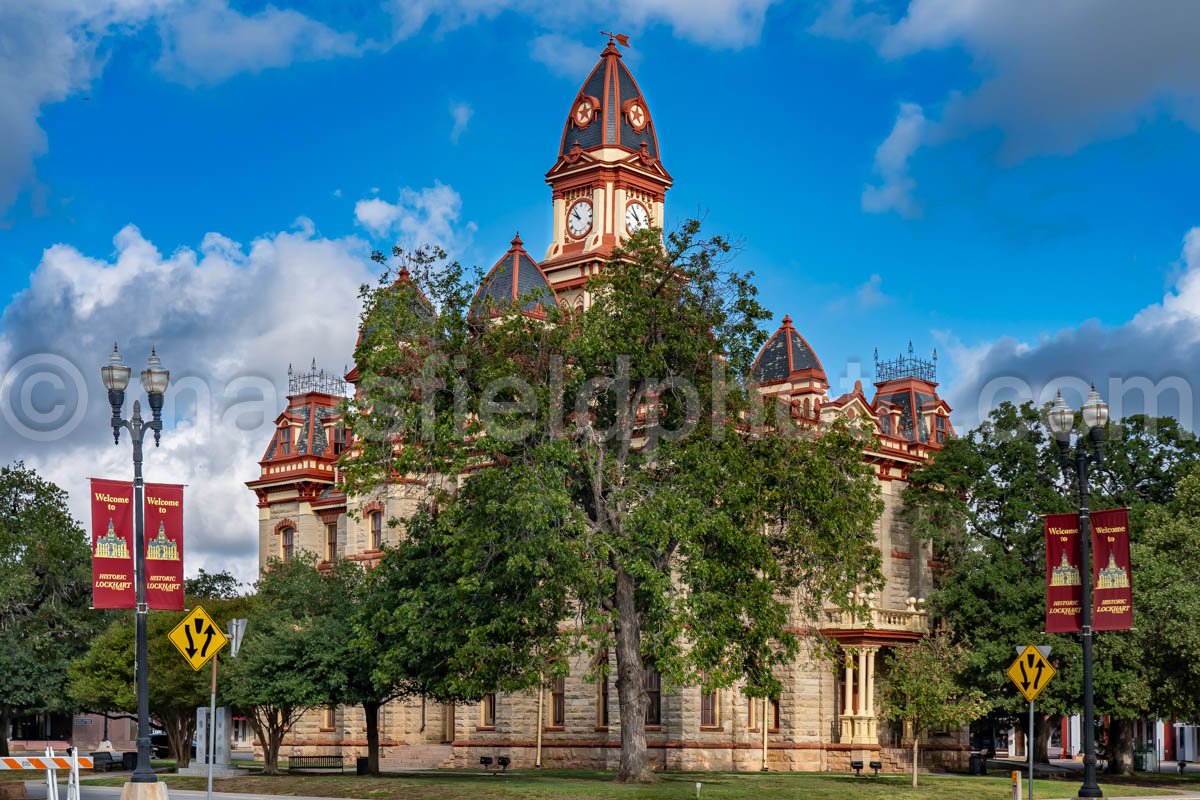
600,30,631,48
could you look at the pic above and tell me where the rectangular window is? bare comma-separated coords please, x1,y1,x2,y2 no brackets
480,693,496,728
325,523,338,561
370,512,382,550
935,415,947,444
598,675,609,727
550,677,566,728
322,706,335,730
644,663,661,726
747,694,780,731
333,425,347,455
701,689,719,728
278,426,291,455
281,527,294,562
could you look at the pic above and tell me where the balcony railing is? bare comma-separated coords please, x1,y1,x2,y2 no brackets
821,596,928,634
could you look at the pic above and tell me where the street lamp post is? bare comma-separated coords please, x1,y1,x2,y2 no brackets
101,344,170,785
1047,386,1109,800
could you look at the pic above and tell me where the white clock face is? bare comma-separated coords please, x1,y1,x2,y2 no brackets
625,202,649,233
567,200,593,238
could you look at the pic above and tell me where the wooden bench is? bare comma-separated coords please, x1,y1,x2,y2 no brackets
287,755,344,773
89,752,121,772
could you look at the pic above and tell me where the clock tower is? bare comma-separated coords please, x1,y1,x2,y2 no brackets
541,36,672,312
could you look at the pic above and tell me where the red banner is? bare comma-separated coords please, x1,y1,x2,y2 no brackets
90,478,135,609
1045,512,1083,633
1090,507,1133,631
144,483,185,610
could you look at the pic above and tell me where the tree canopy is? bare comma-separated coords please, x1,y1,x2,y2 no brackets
344,223,885,781
902,404,1200,768
0,462,98,757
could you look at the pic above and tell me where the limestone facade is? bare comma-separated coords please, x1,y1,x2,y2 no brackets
245,39,967,774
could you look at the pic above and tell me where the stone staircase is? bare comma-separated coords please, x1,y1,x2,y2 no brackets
378,744,455,771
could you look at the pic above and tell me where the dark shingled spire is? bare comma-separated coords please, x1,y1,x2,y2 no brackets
751,315,827,384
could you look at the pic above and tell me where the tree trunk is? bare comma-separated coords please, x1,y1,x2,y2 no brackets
1034,713,1052,764
1106,717,1135,776
249,708,285,775
912,736,919,788
364,701,381,776
1,705,10,757
162,711,194,768
613,568,651,783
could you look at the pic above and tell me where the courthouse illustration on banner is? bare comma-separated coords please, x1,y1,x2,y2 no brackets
144,483,185,610
1044,508,1133,633
1089,507,1133,631
1044,512,1082,632
90,478,135,609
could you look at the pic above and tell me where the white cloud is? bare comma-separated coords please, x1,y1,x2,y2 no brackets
0,2,159,218
0,0,365,217
530,33,597,79
155,0,363,85
449,101,473,144
385,0,778,49
943,227,1200,431
353,181,476,255
814,0,1200,160
0,220,375,583
855,273,890,308
861,102,925,217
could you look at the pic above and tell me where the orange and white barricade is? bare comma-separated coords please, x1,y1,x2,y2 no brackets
0,747,91,800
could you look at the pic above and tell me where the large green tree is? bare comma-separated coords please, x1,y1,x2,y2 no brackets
67,589,249,767
0,463,98,757
224,556,336,775
903,404,1199,770
344,224,885,781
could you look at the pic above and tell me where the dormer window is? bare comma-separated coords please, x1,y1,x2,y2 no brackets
278,426,291,455
333,426,347,455
935,415,946,444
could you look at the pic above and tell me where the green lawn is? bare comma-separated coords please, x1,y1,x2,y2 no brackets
81,768,1181,799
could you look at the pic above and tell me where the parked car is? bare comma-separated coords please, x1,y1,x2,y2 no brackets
149,734,196,759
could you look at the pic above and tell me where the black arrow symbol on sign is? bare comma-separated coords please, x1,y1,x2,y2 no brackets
1033,660,1045,690
201,625,215,657
1018,661,1031,691
183,625,197,658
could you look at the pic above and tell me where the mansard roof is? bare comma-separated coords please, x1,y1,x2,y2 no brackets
558,39,660,160
751,315,828,386
469,234,557,321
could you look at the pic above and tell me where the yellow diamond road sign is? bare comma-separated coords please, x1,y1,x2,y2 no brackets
1007,644,1056,702
168,605,228,671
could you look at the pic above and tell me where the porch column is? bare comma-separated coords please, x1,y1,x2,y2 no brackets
865,647,877,712
857,648,867,718
865,647,878,740
842,650,854,716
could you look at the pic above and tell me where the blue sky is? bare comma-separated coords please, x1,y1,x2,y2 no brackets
3,0,1200,579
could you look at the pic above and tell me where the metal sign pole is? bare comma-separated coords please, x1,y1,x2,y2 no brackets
1028,701,1034,800
207,652,218,800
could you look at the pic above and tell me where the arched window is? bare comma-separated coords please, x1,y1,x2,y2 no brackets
281,527,295,562
370,511,382,550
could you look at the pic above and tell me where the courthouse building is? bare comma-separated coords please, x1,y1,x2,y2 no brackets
246,38,963,773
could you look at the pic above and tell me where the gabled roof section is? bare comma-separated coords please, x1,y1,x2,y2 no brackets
558,39,660,160
751,315,828,386
469,234,557,321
